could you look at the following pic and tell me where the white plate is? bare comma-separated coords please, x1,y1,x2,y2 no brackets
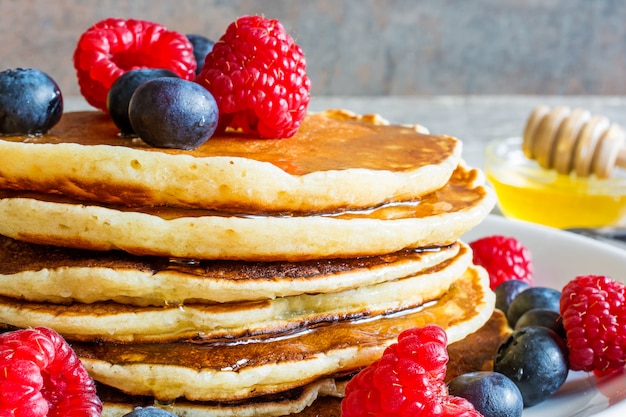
463,215,626,417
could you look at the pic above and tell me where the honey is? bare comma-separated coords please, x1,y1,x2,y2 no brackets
485,137,626,229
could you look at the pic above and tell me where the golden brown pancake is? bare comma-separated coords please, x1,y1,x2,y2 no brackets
0,234,462,305
0,110,460,213
0,164,495,261
96,310,510,417
0,244,471,342
97,378,346,417
72,265,494,403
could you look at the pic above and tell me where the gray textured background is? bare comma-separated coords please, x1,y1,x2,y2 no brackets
2,0,625,100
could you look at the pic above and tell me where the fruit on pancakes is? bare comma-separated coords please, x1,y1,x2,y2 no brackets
197,15,311,138
128,77,219,150
186,34,214,76
0,327,101,417
73,18,196,112
106,68,179,135
0,68,63,135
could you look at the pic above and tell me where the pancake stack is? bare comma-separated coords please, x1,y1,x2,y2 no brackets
0,108,497,416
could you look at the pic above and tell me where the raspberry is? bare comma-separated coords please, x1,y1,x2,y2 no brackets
73,18,196,112
560,275,626,373
441,396,484,417
342,325,483,417
196,15,311,138
0,327,102,417
469,235,533,290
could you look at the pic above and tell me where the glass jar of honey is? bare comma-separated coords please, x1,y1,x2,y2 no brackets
485,137,626,229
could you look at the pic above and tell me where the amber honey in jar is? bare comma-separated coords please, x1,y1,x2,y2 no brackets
485,137,626,229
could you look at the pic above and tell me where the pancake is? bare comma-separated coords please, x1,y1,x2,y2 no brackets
97,378,346,417
0,234,461,305
0,244,471,342
0,110,460,213
0,164,495,261
72,265,494,402
96,310,510,417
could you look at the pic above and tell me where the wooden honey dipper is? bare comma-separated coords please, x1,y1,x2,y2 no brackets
522,105,626,178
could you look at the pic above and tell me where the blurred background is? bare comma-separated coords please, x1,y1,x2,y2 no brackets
2,0,625,100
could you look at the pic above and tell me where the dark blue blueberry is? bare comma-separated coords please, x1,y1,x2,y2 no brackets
494,280,531,315
106,69,179,135
0,68,63,135
506,286,561,327
448,371,523,417
494,326,569,407
514,308,566,340
121,406,177,417
128,77,219,150
186,34,214,75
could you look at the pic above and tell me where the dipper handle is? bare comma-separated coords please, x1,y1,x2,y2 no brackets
523,105,626,178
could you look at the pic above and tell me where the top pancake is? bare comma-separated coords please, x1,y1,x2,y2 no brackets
0,109,460,213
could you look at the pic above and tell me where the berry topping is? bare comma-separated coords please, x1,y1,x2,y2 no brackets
469,235,533,290
73,18,196,112
560,275,626,373
0,68,63,135
447,371,523,417
186,34,214,75
107,68,180,134
506,286,561,328
129,77,219,150
0,327,102,417
197,15,311,138
122,406,177,417
342,325,483,417
494,326,569,407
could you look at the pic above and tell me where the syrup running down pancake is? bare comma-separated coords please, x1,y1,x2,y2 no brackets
72,265,494,403
0,243,471,342
0,164,495,261
0,110,460,213
95,310,511,417
0,235,461,305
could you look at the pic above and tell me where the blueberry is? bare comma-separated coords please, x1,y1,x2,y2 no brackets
448,371,523,417
107,69,179,135
186,34,214,75
494,280,531,315
0,68,63,135
121,406,177,417
128,77,219,150
494,326,569,407
506,286,561,327
514,308,566,339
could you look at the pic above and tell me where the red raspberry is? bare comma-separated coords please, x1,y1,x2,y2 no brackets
73,18,196,112
0,327,102,417
442,396,484,417
342,325,483,417
196,15,311,138
560,275,626,373
469,235,533,290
